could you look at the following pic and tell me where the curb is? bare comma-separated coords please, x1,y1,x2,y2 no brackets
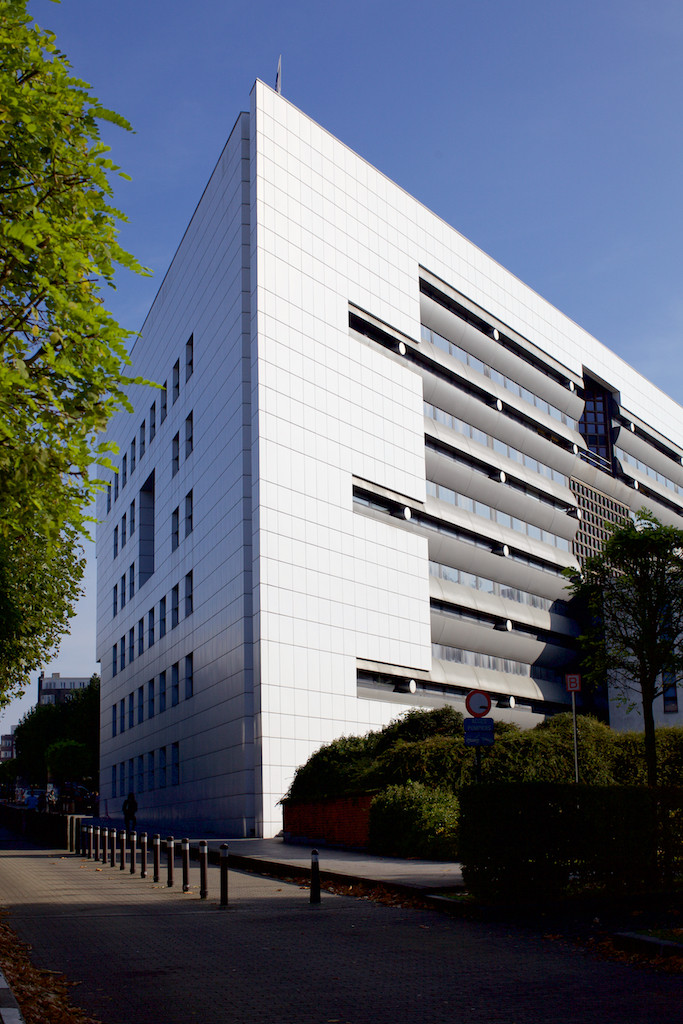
613,931,683,959
0,968,26,1024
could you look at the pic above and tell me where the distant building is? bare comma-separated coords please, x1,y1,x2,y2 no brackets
0,730,15,761
38,672,91,706
97,80,683,837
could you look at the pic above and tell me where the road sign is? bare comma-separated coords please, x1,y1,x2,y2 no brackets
565,674,582,693
466,690,492,717
464,718,495,747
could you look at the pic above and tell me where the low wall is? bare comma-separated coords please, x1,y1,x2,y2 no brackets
282,794,373,849
0,804,89,850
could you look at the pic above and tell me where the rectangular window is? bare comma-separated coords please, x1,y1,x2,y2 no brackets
172,433,179,476
119,762,125,796
139,420,146,459
128,758,134,794
137,754,144,794
113,526,118,558
120,573,126,608
129,500,135,536
159,670,167,712
130,438,136,474
159,746,167,788
148,607,155,647
171,662,179,706
185,412,193,458
147,678,155,718
173,359,180,403
149,401,156,440
114,473,119,501
128,692,134,729
112,644,118,677
159,596,167,638
122,454,127,488
185,334,194,381
138,617,144,656
137,685,144,725
129,563,135,600
663,674,679,713
138,471,155,587
185,653,193,699
121,513,127,547
160,383,167,423
171,507,179,551
147,751,155,791
128,628,134,664
113,584,118,617
171,742,180,786
120,637,125,671
171,585,179,628
111,765,117,799
184,490,193,537
184,571,193,617
111,705,117,738
107,484,112,514
119,699,125,733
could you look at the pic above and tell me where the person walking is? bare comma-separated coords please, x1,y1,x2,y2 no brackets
122,792,137,833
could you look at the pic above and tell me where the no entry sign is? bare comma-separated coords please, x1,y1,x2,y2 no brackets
465,690,491,717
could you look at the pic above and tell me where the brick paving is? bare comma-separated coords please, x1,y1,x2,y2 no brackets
0,831,681,1024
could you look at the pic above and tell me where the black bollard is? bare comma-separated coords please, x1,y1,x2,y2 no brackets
94,826,100,862
181,837,190,892
220,843,229,907
140,832,148,879
310,848,321,904
101,827,108,864
199,840,208,899
110,827,116,867
119,829,126,870
129,830,137,875
166,836,175,888
79,822,87,857
87,824,94,859
153,834,161,883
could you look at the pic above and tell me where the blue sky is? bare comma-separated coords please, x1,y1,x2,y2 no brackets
3,0,682,726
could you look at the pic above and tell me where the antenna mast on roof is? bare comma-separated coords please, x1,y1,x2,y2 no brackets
275,55,282,95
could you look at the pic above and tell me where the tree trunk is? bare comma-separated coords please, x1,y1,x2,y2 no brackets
642,683,658,787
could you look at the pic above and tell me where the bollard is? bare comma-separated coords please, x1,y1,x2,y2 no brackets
87,824,93,859
166,836,175,888
78,822,86,857
119,829,126,871
310,848,321,904
199,840,208,900
181,837,190,893
94,826,100,862
110,827,116,867
140,832,148,879
129,830,137,875
153,834,161,883
101,827,108,864
219,843,229,907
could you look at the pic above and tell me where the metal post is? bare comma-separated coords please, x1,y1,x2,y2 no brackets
140,832,148,879
78,822,86,857
129,830,137,875
310,849,321,904
166,836,175,888
94,826,100,862
572,690,579,784
181,837,190,892
153,834,161,882
101,827,108,863
87,824,93,859
110,827,116,867
219,843,229,907
119,829,126,870
199,840,208,899
475,745,482,784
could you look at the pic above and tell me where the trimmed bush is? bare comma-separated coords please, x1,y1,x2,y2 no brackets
371,735,467,792
368,782,459,860
286,733,379,801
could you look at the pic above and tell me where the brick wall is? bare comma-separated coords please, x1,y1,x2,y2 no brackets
282,794,374,849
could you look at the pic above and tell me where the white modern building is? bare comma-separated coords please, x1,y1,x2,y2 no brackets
38,672,91,706
97,80,683,836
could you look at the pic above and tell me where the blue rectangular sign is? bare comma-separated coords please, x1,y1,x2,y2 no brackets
464,717,495,747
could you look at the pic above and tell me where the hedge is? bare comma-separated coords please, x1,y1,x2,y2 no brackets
368,782,459,860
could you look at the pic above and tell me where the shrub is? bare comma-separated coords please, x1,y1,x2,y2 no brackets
370,735,467,791
368,781,459,860
286,733,379,801
372,706,464,755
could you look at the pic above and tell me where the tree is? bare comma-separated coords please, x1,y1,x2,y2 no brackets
14,675,99,786
0,0,148,701
565,511,683,786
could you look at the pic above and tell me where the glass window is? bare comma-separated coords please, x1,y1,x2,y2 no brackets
171,585,179,628
159,671,166,713
172,507,179,551
111,705,117,738
159,747,167,788
137,755,144,794
128,628,134,664
186,334,194,381
185,412,193,458
172,433,179,476
121,513,126,547
173,359,180,403
138,618,144,656
147,751,155,791
139,420,146,459
148,607,155,647
107,484,112,513
130,438,136,474
113,526,118,558
119,763,125,796
185,490,193,537
119,698,125,733
129,500,135,535
129,563,135,600
159,596,167,638
160,383,167,423
171,662,179,705
128,692,134,729
148,679,155,718
137,686,144,724
111,765,117,799
114,473,119,501
112,644,117,677
113,585,118,617
149,401,156,440
185,653,193,699
120,637,125,671
171,743,180,786
185,572,193,617
122,454,127,488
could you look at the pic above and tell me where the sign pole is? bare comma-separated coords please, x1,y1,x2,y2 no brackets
571,691,579,784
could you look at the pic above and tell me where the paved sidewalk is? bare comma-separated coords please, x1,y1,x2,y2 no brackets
1,831,682,1023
